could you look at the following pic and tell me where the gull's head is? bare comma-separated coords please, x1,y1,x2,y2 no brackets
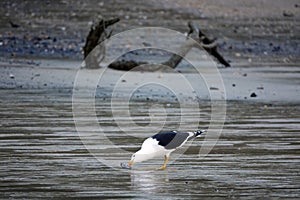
128,149,155,167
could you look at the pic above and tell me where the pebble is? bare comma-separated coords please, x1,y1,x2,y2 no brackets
235,53,241,57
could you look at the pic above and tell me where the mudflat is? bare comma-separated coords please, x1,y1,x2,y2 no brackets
0,1,300,199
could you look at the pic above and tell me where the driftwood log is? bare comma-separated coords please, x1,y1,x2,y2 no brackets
108,22,230,70
83,19,230,70
108,61,147,71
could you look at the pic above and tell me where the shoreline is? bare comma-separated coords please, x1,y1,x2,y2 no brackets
1,57,299,103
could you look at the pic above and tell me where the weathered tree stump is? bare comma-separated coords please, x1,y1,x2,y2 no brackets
83,18,119,69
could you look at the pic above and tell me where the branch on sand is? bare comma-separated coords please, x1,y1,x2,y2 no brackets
163,22,230,68
187,21,230,67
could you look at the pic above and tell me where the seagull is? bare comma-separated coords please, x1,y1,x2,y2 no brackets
121,130,206,170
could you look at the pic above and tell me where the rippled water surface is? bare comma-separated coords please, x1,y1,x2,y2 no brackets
0,89,299,199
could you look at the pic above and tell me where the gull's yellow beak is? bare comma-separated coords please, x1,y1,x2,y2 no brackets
128,159,134,167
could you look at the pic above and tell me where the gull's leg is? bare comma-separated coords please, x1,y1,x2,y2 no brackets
157,155,170,170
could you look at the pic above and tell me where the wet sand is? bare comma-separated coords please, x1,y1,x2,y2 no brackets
0,57,299,102
0,90,299,198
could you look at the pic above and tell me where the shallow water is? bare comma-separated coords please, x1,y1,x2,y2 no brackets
0,89,299,199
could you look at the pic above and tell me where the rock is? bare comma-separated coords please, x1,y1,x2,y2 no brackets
142,42,151,47
250,92,257,98
9,21,20,28
209,87,219,90
283,11,294,17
